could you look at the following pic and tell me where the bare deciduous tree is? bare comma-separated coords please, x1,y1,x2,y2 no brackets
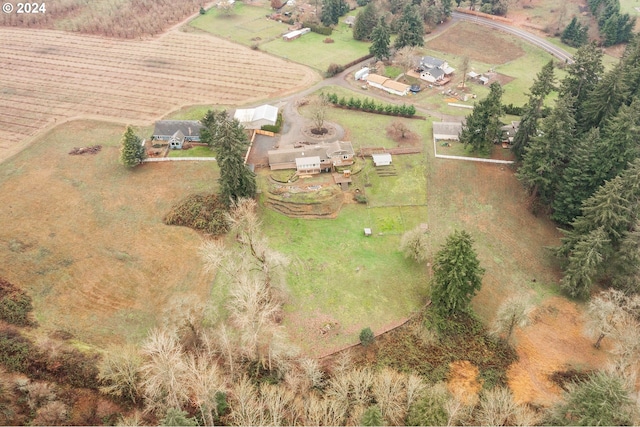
98,344,142,404
229,376,265,426
310,95,330,133
585,289,639,349
460,56,470,89
399,226,430,263
185,352,225,426
372,368,407,425
491,294,534,342
475,387,519,426
394,46,419,72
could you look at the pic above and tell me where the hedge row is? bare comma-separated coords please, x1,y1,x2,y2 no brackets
325,92,416,117
325,54,374,77
261,112,284,133
302,21,332,35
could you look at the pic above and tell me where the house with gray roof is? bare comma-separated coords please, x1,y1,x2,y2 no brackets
268,141,355,173
153,120,203,142
418,55,455,84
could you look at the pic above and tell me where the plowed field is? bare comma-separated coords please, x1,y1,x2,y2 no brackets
0,28,319,162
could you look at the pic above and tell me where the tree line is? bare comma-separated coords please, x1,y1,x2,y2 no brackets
514,38,640,298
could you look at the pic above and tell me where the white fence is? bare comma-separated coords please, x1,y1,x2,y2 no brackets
143,157,216,162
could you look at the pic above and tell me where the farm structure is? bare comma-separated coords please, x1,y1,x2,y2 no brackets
153,120,203,142
0,28,318,154
268,141,355,173
467,71,491,85
365,74,410,96
354,67,370,81
283,28,311,41
417,56,455,84
234,104,279,130
433,121,463,141
372,153,392,166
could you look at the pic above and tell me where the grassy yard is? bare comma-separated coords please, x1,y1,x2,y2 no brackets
168,146,216,157
260,202,430,354
190,3,289,46
260,23,371,72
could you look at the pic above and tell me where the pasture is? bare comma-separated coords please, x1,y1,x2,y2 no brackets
0,27,319,163
0,120,220,346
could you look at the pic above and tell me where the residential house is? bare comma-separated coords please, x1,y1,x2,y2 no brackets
268,141,355,174
417,55,455,84
365,74,410,96
153,120,203,142
234,104,279,130
501,121,520,144
168,130,185,150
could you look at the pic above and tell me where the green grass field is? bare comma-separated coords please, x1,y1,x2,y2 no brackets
260,23,371,72
168,146,216,157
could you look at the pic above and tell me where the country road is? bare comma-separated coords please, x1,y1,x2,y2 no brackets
451,11,574,64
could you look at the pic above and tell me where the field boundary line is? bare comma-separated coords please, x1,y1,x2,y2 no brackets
433,138,515,165
143,157,217,162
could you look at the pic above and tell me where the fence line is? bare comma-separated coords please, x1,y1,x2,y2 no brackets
433,138,515,165
143,157,216,162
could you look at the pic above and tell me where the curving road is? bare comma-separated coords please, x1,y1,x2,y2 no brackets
451,11,574,64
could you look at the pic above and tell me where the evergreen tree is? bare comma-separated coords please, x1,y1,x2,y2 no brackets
512,60,555,160
558,43,603,126
561,17,588,47
551,371,637,426
119,126,146,168
202,110,256,205
552,128,605,225
353,2,378,40
161,408,198,426
321,0,348,26
394,4,424,49
441,0,452,17
599,97,640,180
431,230,484,317
361,405,383,426
580,67,627,129
369,17,391,60
459,82,503,154
517,95,576,207
558,159,640,296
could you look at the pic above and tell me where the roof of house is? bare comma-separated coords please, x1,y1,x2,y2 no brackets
421,56,445,68
365,73,389,85
171,130,185,140
153,120,202,137
424,67,445,79
433,122,463,138
295,156,321,167
467,71,480,78
268,141,354,165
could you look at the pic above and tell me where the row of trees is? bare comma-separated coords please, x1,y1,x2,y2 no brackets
324,92,417,116
587,0,635,46
515,38,640,296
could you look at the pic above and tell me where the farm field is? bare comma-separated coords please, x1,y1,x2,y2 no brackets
0,27,319,163
191,6,371,72
0,120,220,346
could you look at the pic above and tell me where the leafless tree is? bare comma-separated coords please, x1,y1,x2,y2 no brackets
475,387,519,426
399,226,430,263
405,374,426,414
140,328,189,415
372,368,407,425
585,289,638,349
260,383,295,426
491,294,534,342
184,352,225,426
229,376,265,426
348,367,374,407
309,95,330,133
98,344,142,404
460,56,470,89
394,46,420,72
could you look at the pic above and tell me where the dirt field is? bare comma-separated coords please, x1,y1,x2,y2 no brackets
0,27,319,164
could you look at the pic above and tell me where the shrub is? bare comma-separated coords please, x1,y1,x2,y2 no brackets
359,327,375,346
503,103,524,115
355,193,368,204
303,21,333,35
338,96,347,106
199,7,206,14
163,193,229,235
326,63,344,77
48,348,100,389
324,37,334,43
0,278,34,327
0,328,37,373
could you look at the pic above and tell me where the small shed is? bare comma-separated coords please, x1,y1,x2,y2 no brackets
433,122,463,141
372,153,392,167
344,16,356,27
478,76,490,85
354,67,370,81
364,228,372,237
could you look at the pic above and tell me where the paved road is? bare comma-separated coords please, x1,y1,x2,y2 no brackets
451,11,574,64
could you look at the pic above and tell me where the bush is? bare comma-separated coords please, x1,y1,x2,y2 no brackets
303,21,333,35
355,193,368,204
0,328,37,373
359,327,375,346
503,103,524,116
326,63,344,77
164,194,229,235
199,7,206,14
0,278,35,327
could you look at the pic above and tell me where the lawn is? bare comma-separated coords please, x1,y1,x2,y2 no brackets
260,202,430,354
190,3,289,46
168,146,216,157
260,23,371,72
0,120,220,347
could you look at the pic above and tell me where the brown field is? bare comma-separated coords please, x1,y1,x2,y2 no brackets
0,120,220,345
426,21,525,64
0,0,205,38
0,27,319,163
